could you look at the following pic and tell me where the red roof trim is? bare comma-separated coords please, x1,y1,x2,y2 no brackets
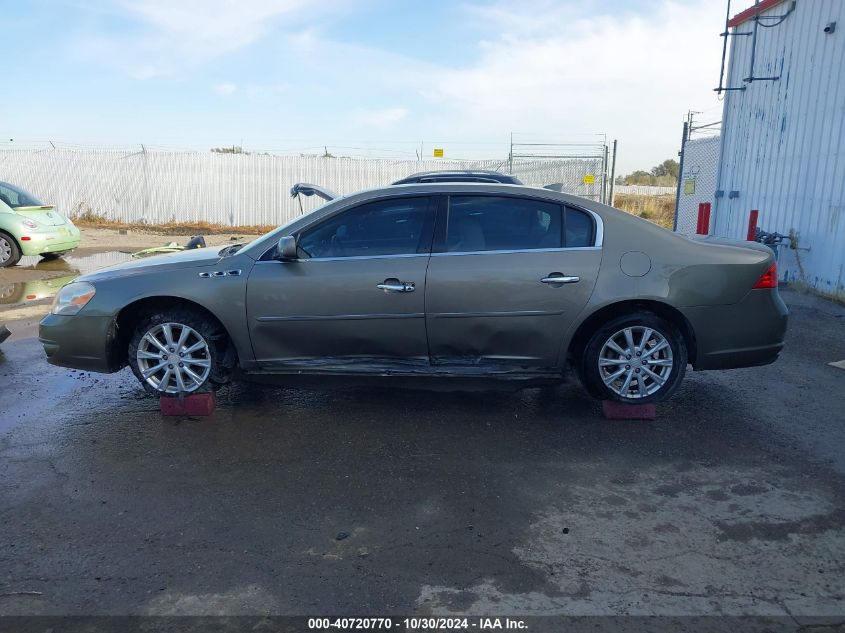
728,0,789,27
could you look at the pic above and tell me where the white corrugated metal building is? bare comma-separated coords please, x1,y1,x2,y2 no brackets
713,0,844,299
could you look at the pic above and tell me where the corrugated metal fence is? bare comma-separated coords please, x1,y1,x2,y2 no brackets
0,149,605,227
716,0,845,298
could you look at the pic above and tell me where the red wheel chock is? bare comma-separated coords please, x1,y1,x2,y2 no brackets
602,400,656,420
160,392,216,416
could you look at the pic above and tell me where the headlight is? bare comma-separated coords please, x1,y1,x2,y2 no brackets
21,218,38,229
51,282,96,316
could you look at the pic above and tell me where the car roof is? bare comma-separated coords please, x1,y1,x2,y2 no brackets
339,182,614,218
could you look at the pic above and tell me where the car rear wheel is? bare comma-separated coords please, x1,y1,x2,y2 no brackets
0,233,22,268
128,309,233,395
580,312,687,403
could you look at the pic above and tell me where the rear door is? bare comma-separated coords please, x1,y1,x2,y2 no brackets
425,194,601,368
246,195,437,369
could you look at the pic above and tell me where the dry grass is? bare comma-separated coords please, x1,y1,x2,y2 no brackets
72,209,275,235
613,193,676,229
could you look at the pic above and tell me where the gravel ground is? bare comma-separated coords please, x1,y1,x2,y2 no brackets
0,289,843,620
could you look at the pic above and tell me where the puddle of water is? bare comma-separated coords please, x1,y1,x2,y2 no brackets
1,252,133,306
18,251,133,274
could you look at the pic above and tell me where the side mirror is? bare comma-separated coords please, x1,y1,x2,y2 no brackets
276,235,298,261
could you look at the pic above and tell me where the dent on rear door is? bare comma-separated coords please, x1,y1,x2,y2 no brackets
425,249,601,367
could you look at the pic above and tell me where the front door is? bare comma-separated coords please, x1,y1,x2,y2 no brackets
425,194,601,368
246,195,436,370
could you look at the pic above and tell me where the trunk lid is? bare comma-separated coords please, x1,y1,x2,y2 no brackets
15,206,67,227
694,235,775,258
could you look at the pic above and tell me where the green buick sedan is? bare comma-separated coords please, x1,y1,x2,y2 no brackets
39,182,789,403
0,181,81,267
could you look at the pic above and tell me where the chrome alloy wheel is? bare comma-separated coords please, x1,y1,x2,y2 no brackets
0,236,12,265
136,322,211,394
598,326,674,400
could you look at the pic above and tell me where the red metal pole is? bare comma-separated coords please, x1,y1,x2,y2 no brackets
696,203,711,235
747,209,759,241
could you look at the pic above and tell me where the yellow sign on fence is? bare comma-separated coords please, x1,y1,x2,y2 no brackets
583,174,596,184
433,148,444,157
684,179,696,195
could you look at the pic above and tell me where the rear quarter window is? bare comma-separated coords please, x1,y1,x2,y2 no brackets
565,207,595,247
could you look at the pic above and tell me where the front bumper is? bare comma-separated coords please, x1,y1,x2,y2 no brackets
39,313,117,373
682,289,789,370
20,226,81,257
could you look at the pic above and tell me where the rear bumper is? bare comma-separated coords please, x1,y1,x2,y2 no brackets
20,227,81,256
39,313,116,373
681,289,789,370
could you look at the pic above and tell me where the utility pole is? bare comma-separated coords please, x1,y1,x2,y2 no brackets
608,139,618,205
508,132,513,174
673,121,689,232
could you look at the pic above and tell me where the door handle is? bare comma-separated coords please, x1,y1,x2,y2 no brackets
541,273,580,285
377,278,415,293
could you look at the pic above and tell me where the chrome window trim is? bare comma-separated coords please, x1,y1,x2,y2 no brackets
440,194,604,251
255,252,430,264
256,194,605,259
584,207,604,247
431,246,601,257
256,312,425,322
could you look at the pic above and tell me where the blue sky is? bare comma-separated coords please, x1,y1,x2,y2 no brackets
3,0,729,173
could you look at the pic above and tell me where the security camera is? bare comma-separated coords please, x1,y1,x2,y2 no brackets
824,21,836,34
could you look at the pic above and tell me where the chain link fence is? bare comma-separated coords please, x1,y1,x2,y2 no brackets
674,134,721,235
0,148,605,228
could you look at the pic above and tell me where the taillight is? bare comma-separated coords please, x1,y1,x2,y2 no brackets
753,262,778,289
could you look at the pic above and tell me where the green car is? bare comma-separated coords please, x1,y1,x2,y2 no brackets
39,182,788,403
0,181,81,267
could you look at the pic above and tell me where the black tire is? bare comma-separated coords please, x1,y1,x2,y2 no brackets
127,307,235,395
580,311,687,404
0,232,22,268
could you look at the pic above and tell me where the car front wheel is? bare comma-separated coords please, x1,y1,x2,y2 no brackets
128,309,233,395
580,312,687,403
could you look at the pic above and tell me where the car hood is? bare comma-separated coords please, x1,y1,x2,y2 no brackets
80,246,225,283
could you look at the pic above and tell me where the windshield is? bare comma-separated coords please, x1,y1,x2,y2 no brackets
0,181,45,208
235,196,343,258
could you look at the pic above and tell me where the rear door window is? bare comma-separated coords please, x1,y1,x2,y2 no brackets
445,195,562,252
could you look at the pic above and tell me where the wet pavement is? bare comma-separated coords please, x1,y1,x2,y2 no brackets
0,290,844,617
0,252,133,307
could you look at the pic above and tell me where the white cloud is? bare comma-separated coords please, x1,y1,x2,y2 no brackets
247,0,726,171
213,82,238,95
419,0,727,172
65,0,726,172
74,0,345,77
353,107,409,129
